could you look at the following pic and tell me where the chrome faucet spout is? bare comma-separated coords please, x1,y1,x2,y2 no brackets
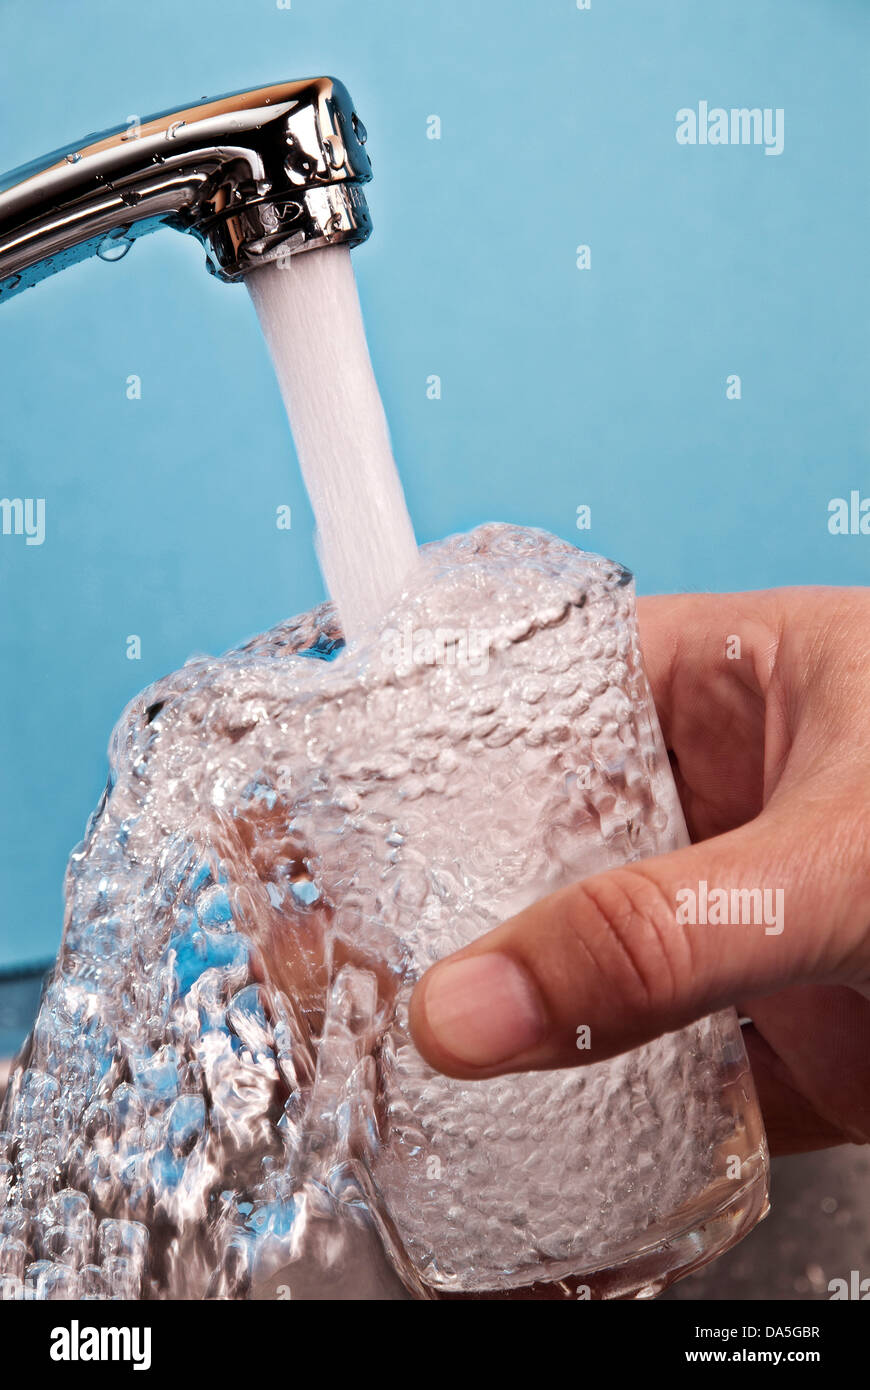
0,77,373,302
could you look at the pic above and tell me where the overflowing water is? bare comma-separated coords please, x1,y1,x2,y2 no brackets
247,247,419,642
0,525,766,1299
0,247,766,1300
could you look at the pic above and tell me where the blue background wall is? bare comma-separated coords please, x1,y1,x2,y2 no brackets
0,0,867,966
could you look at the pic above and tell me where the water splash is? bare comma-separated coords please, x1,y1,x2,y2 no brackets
0,526,765,1300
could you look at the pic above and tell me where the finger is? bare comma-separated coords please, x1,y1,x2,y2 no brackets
741,1024,850,1156
741,985,870,1151
636,593,777,837
635,591,778,741
409,796,867,1080
636,588,870,825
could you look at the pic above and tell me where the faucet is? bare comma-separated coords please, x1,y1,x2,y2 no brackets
0,76,373,301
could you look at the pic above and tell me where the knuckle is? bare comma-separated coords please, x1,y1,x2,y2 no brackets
565,869,692,1016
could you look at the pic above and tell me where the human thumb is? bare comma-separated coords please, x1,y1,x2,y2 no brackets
408,801,864,1079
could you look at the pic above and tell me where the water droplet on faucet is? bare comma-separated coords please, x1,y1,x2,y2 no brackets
65,152,83,164
166,120,186,140
352,113,368,145
324,135,345,170
284,152,314,179
97,228,134,262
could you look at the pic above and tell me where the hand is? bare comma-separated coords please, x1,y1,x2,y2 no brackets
409,587,870,1154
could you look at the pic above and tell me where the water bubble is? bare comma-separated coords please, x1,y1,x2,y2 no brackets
41,1221,95,1270
165,1095,206,1157
42,1189,92,1236
103,1253,143,1300
283,145,315,180
227,986,273,1057
130,1046,180,1109
79,1264,109,1298
289,875,321,907
0,1236,26,1280
96,229,134,262
27,1260,79,1300
98,1218,149,1266
324,134,345,170
196,884,233,927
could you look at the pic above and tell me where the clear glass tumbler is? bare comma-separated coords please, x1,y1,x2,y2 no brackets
269,524,770,1296
0,524,768,1301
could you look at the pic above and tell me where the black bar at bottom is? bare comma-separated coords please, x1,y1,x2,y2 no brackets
1,1295,864,1375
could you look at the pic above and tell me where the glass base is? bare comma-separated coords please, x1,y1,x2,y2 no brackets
445,1164,770,1300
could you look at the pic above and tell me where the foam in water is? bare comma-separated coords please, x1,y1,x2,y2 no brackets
246,247,420,643
0,526,766,1299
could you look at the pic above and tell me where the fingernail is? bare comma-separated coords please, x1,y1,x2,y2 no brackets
419,953,546,1069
